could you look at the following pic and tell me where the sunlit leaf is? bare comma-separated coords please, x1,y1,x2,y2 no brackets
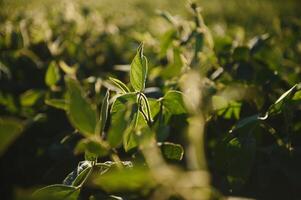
45,61,60,87
33,184,79,200
95,90,110,136
108,77,130,94
162,91,186,114
268,84,297,115
66,77,97,136
63,161,92,186
130,44,148,92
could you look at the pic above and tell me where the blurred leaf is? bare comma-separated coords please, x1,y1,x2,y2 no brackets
66,78,97,136
130,44,148,92
292,90,301,101
0,118,24,156
159,29,177,57
163,91,186,114
45,99,67,110
75,138,109,159
233,46,250,62
59,61,77,75
20,90,43,107
162,47,184,78
33,184,79,200
108,77,130,94
92,166,154,193
45,61,60,87
159,142,184,161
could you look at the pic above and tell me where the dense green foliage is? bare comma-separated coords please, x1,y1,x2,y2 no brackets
1,0,301,200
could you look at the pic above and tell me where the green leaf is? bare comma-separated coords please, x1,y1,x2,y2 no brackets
63,161,92,186
268,84,298,115
108,77,130,94
45,61,60,87
95,90,110,136
107,93,137,148
159,29,177,57
92,166,154,193
75,138,109,159
123,112,140,152
66,77,97,136
20,89,43,107
148,98,161,119
130,44,148,92
45,99,67,110
0,118,24,156
162,91,186,115
162,47,184,78
159,142,184,161
33,184,79,200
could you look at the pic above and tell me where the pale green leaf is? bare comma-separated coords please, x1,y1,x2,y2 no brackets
130,44,148,92
45,61,60,87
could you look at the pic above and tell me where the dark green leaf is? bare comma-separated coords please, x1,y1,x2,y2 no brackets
159,142,184,161
0,118,24,156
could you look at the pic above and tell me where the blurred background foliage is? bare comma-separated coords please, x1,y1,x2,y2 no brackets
0,0,301,199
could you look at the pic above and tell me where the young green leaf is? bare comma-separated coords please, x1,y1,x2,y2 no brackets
130,43,148,92
66,77,97,136
33,184,79,200
45,61,61,87
0,118,24,156
108,77,130,94
162,91,187,115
